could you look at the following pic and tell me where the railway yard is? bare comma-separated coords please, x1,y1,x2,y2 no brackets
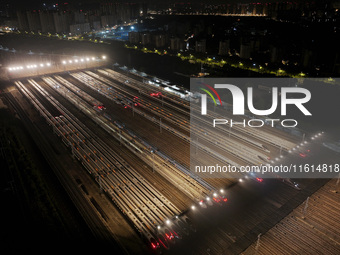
242,178,340,255
3,66,339,254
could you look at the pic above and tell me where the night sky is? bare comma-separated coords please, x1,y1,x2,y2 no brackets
2,0,319,11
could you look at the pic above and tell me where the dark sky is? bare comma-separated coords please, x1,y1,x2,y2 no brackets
2,0,332,11
3,0,315,7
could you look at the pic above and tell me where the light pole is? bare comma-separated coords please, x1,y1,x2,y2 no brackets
254,233,261,255
151,150,155,173
302,196,309,219
159,118,162,133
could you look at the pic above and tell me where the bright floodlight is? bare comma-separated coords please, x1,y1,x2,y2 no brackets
157,225,161,229
75,59,78,63
69,60,72,63
62,60,66,64
206,197,210,201
166,220,171,225
81,58,84,62
86,58,90,61
239,178,243,182
102,55,106,59
46,63,51,66
213,193,217,197
8,67,12,71
91,57,95,60
33,65,37,68
220,189,224,193
40,64,44,67
131,26,134,30
191,205,196,210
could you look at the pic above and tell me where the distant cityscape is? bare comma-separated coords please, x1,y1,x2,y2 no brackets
0,1,340,76
1,1,340,33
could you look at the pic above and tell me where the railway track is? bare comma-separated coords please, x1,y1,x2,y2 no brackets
15,79,192,252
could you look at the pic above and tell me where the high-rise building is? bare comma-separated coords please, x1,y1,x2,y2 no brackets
39,11,55,33
53,11,71,33
88,10,101,30
270,45,282,63
16,10,29,31
218,40,230,56
26,10,41,32
70,23,90,35
154,34,166,48
92,21,101,31
141,33,151,45
301,48,315,69
170,37,183,51
101,15,115,27
240,43,251,59
195,39,206,53
74,11,86,24
129,31,140,44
